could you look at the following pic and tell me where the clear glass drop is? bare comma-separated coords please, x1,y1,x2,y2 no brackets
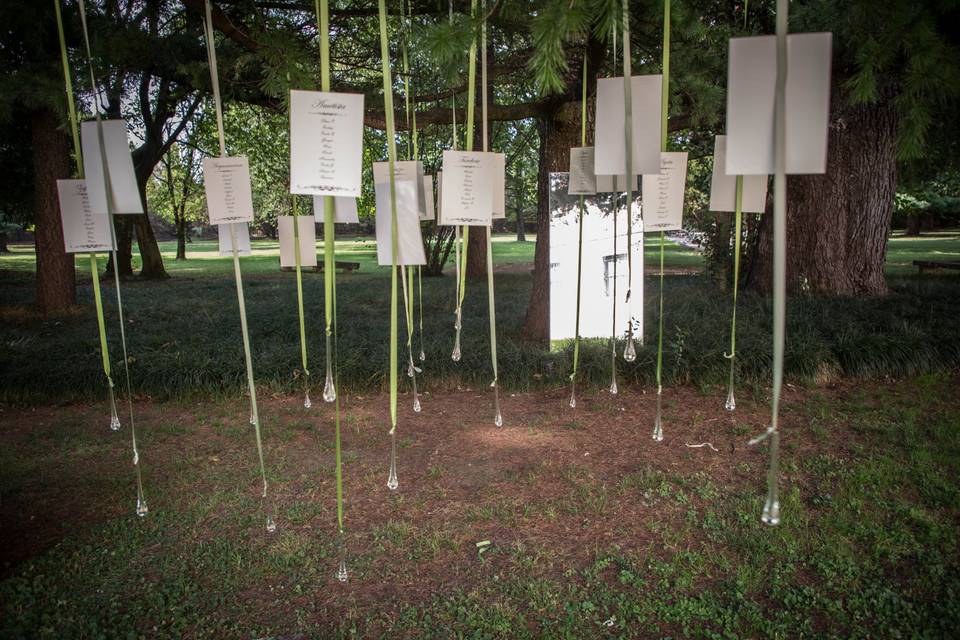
132,449,139,466
337,557,349,582
413,395,422,413
387,433,399,490
407,360,415,378
323,368,337,403
304,390,312,409
451,342,461,362
136,496,148,518
724,387,736,412
623,337,637,362
266,515,277,533
108,387,121,431
568,390,577,408
419,349,426,362
249,412,257,426
652,393,664,442
494,411,503,427
761,495,781,526
609,378,618,395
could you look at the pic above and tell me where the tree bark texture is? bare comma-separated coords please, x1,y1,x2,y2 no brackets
747,99,898,296
31,107,76,314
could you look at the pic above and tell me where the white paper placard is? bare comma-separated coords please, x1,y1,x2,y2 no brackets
568,147,597,195
594,76,663,177
435,170,444,223
313,196,359,223
492,153,506,219
726,33,833,175
218,222,252,256
202,156,255,224
439,150,494,226
642,152,688,232
289,90,364,196
595,174,639,192
375,180,426,265
277,215,317,268
373,161,427,219
57,180,114,253
80,120,143,215
708,136,769,212
421,175,435,221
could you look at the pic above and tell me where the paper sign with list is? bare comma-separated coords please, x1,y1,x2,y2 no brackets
80,120,144,215
57,179,114,253
313,196,359,223
568,147,597,195
440,151,494,226
642,152,688,232
218,222,252,256
421,175,435,221
203,156,255,224
289,90,364,196
373,161,427,219
492,153,506,219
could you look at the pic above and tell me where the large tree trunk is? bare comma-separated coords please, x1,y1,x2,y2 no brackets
522,101,581,341
176,214,187,260
747,99,898,296
466,226,487,280
31,107,76,314
132,165,169,279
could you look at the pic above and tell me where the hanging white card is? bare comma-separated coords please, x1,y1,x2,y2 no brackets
218,222,252,256
726,33,833,175
57,180,114,253
595,174,639,193
375,180,426,265
289,90,365,196
373,161,427,219
568,147,597,195
435,170,444,223
642,152,688,232
708,136,769,212
492,153,506,219
202,156,255,224
421,175,435,221
594,76,663,177
277,215,317,268
80,120,143,215
439,150,494,226
313,196,359,223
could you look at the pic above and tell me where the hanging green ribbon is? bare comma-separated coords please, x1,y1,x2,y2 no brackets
569,51,588,407
54,0,119,427
652,0,671,442
724,176,744,410
457,0,478,322
291,196,311,405
621,0,635,350
202,0,272,529
76,0,147,515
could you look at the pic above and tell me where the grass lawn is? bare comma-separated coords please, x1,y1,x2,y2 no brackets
1,375,958,637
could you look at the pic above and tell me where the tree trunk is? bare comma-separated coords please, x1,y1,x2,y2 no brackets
105,216,134,278
466,226,487,280
747,99,898,296
905,213,921,237
31,107,76,314
132,169,169,279
0,233,9,254
522,101,581,341
176,214,187,260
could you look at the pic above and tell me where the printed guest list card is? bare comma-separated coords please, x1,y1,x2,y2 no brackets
373,161,427,219
290,90,364,196
57,180,114,253
440,151,494,226
708,136,768,212
421,175,435,221
568,147,598,195
80,120,143,215
218,222,252,256
642,152,688,232
202,156,255,224
594,75,663,178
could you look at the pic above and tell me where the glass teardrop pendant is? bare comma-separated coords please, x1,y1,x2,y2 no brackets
323,368,336,403
609,378,618,395
419,349,426,362
568,386,577,408
337,557,349,582
136,495,149,518
304,390,313,409
249,412,257,426
413,395,422,413
266,515,277,533
652,392,664,442
451,342,461,362
387,433,399,490
623,337,637,362
724,387,736,412
108,386,121,431
761,495,781,526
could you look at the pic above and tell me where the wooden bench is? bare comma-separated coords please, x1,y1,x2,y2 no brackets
280,261,361,273
913,260,960,274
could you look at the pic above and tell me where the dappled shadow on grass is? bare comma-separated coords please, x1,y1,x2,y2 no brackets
1,375,958,637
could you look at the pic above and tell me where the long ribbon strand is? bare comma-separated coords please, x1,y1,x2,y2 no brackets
76,0,146,517
652,0,671,442
569,51,588,408
608,27,619,396
54,0,120,430
291,195,311,407
724,176,744,411
202,0,272,532
621,0,637,361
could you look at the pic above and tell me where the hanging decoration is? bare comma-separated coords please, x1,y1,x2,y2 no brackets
568,53,589,408
53,0,120,432
619,0,638,365
74,0,148,517
201,0,273,533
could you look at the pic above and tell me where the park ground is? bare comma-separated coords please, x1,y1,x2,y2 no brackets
1,232,959,637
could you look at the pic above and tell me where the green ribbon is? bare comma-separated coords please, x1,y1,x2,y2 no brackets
621,0,635,333
653,0,670,442
455,0,479,338
569,52,587,405
54,0,118,424
291,197,310,392
76,0,147,514
202,0,271,528
724,177,744,409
